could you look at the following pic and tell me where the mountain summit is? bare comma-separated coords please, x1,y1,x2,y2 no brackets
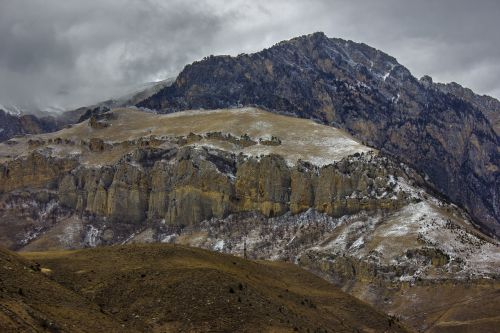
138,32,499,237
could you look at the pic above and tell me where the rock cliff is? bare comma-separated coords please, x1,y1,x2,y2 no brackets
0,146,413,230
0,107,426,251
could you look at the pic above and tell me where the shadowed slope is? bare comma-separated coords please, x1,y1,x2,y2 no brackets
0,247,130,333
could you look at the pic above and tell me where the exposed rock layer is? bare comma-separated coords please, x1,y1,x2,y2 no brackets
0,146,413,229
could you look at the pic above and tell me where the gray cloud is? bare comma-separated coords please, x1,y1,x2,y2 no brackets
0,0,499,112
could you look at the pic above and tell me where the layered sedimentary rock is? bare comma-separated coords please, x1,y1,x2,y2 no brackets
0,146,413,229
0,109,497,333
0,152,78,192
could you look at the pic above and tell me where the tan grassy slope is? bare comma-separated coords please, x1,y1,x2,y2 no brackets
20,243,411,333
403,283,500,333
0,107,372,166
0,247,129,333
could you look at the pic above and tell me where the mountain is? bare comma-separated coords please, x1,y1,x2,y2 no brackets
58,78,175,126
137,32,500,237
1,32,499,332
0,79,174,143
0,109,60,142
1,243,411,333
0,107,498,332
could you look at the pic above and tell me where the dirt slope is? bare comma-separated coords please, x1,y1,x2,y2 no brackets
0,247,129,333
20,243,412,333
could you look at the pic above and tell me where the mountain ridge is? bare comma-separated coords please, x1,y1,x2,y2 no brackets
137,32,500,237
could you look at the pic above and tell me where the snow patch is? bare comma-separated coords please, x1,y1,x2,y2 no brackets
84,225,100,247
213,239,225,251
161,234,178,243
382,63,396,81
350,236,365,249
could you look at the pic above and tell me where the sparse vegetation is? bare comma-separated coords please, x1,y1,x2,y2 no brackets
8,244,412,332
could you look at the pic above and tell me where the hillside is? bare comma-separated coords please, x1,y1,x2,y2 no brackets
0,246,128,332
0,107,498,332
13,243,411,333
0,107,371,167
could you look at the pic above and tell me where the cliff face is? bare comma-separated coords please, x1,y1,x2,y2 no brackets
138,32,500,236
1,146,412,230
426,77,500,135
0,152,78,192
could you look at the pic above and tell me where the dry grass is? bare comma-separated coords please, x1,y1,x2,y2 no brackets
0,247,129,332
19,243,411,332
0,107,373,166
378,281,500,333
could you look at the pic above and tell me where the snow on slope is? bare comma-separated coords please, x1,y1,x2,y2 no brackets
0,103,22,116
162,189,499,281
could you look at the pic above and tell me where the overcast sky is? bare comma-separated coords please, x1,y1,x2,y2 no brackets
0,0,499,111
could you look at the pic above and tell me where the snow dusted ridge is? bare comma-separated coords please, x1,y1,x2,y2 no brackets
0,103,22,116
155,182,499,282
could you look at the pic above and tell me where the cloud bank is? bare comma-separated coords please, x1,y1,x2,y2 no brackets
0,0,498,111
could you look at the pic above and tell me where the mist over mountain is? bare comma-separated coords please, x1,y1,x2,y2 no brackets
1,0,500,110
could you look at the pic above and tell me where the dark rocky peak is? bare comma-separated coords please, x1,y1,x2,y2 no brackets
417,75,500,135
419,75,433,88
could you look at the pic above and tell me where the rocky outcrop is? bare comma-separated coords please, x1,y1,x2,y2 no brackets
138,32,500,237
0,152,78,192
0,146,414,228
1,141,497,333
